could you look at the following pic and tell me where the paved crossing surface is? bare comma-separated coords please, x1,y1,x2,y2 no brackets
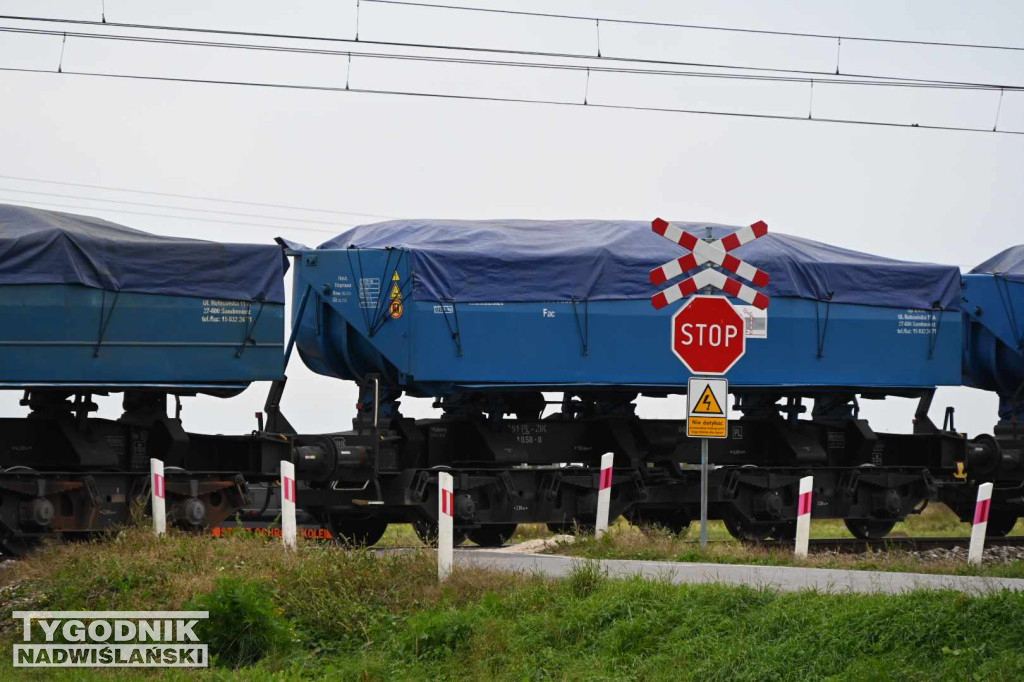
455,549,1024,594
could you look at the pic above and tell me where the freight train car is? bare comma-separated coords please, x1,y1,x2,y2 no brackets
277,220,1024,544
0,204,288,554
2,205,1022,552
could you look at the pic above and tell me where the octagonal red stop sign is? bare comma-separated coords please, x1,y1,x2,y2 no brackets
671,295,745,375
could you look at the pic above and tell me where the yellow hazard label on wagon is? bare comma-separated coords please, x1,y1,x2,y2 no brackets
389,271,403,318
687,377,728,439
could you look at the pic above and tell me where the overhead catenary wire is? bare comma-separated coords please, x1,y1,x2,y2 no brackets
0,23,1018,92
364,0,1024,53
0,186,383,226
1,63,1020,136
1,13,1021,91
0,173,395,219
0,193,355,235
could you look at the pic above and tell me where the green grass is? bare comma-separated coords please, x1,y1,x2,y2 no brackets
2,528,1024,680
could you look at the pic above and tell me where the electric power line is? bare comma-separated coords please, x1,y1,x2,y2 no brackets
365,0,1024,53
1,13,1021,91
0,192,353,234
1,63,1019,136
0,23,1017,92
0,173,395,219
0,185,383,226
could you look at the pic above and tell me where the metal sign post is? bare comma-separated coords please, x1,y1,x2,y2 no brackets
687,377,728,549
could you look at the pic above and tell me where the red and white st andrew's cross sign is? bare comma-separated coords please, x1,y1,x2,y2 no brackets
650,219,772,375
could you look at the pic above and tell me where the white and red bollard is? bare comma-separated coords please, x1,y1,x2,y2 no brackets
438,472,454,581
150,458,166,537
280,460,297,550
595,453,614,538
795,476,813,557
968,482,993,565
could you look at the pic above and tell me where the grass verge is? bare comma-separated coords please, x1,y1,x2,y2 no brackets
1,528,1023,680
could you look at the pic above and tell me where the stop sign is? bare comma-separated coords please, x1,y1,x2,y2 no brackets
671,295,745,375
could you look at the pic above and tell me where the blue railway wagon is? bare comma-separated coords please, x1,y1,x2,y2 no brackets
273,220,992,545
290,220,963,397
0,204,287,553
961,246,1024,426
0,204,285,391
0,284,283,390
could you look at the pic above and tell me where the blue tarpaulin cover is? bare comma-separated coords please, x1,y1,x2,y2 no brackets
0,203,285,303
971,246,1024,283
319,219,962,309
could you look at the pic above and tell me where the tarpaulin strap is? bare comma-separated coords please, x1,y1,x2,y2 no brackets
368,251,411,337
346,248,373,335
571,298,589,357
814,293,834,359
995,275,1023,351
235,301,265,358
438,299,463,357
367,249,396,337
92,289,120,358
928,306,944,360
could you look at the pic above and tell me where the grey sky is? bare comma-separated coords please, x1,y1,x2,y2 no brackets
0,0,1022,436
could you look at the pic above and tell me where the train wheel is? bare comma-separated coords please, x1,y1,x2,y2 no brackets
467,523,518,547
844,519,897,539
985,512,1018,537
326,514,388,547
412,519,466,547
724,515,776,542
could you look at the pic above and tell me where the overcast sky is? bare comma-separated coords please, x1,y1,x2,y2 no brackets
1,0,1022,436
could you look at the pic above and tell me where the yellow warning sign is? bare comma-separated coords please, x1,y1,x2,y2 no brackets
687,417,727,438
389,299,404,319
392,271,401,281
687,377,728,439
692,385,724,415
390,283,402,300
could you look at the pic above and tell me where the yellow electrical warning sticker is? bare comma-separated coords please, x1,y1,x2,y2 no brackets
692,385,724,415
687,377,728,439
389,299,404,319
389,271,403,315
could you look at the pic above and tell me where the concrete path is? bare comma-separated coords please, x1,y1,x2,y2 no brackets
454,549,1024,594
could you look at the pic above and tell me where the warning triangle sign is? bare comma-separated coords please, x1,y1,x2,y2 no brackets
692,385,724,415
392,272,401,281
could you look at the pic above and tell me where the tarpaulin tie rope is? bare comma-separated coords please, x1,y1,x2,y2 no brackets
815,292,834,359
92,289,120,358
